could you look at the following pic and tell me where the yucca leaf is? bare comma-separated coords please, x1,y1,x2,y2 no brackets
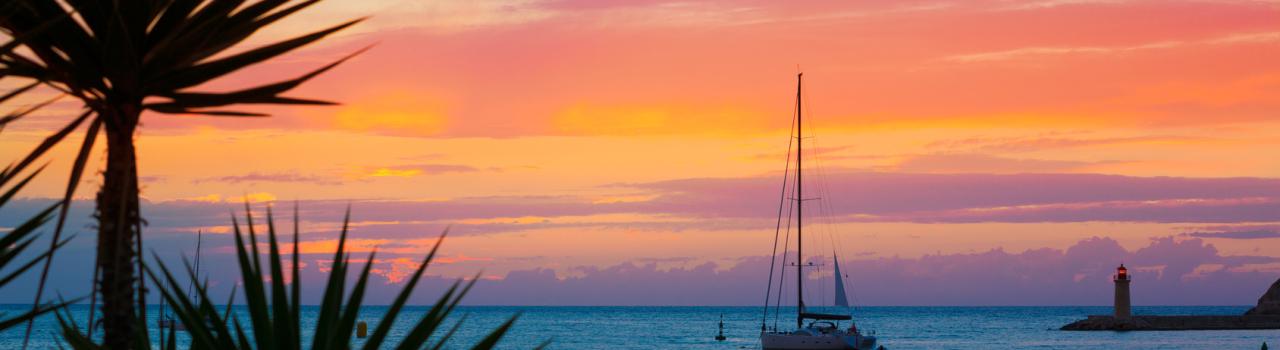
0,299,73,332
186,262,238,348
101,2,143,81
0,94,63,130
392,281,463,350
244,202,264,275
143,108,270,117
6,109,91,181
265,206,297,349
0,7,72,62
311,206,352,350
61,0,108,37
4,1,368,347
232,318,253,350
0,56,56,86
0,165,47,206
233,208,275,350
427,313,470,350
397,274,483,350
0,204,59,272
147,96,337,112
142,0,199,53
140,206,532,349
0,237,39,271
0,236,70,288
54,308,98,350
334,250,377,347
0,81,39,104
360,228,448,349
146,45,370,113
290,202,301,344
470,314,522,350
26,115,98,328
142,0,247,68
7,1,106,93
230,214,272,347
224,283,239,324
147,17,364,93
176,1,318,67
164,319,176,350
145,258,221,348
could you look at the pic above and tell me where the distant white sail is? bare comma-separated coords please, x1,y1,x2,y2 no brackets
833,254,849,307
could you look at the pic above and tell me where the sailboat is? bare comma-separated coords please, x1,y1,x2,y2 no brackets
759,73,877,350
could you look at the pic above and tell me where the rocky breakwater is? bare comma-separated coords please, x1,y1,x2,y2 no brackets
1062,278,1280,331
1246,279,1280,316
1061,315,1280,331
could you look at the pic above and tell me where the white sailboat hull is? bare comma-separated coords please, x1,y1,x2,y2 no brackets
761,330,875,350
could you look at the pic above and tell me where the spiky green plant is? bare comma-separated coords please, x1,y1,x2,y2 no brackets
0,8,78,326
0,1,365,347
58,204,536,350
0,167,75,331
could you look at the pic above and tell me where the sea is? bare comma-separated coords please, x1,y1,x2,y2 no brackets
0,305,1275,349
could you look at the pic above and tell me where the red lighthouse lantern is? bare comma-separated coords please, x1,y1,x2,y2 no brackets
1116,264,1128,280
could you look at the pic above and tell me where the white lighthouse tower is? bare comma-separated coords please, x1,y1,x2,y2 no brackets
1114,264,1131,318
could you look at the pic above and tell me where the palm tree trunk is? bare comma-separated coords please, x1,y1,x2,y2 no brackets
97,104,142,349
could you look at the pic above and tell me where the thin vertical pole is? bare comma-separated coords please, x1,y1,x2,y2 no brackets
795,72,804,329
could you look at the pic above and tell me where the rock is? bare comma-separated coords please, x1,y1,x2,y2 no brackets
1246,278,1280,315
1061,316,1151,331
1062,315,1280,331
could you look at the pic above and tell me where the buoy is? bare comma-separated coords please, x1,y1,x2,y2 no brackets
715,314,727,341
1262,341,1267,350
357,321,368,338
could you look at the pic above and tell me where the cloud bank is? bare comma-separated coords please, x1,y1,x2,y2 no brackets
3,235,1273,306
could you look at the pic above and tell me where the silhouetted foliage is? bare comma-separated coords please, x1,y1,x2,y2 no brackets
55,204,531,350
0,167,75,332
0,1,364,347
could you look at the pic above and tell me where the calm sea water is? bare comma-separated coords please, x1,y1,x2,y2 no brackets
1,305,1275,349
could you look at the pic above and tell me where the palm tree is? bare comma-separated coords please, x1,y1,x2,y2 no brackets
0,1,365,348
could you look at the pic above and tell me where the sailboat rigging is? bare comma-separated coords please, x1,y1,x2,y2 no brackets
758,73,877,350
159,229,203,333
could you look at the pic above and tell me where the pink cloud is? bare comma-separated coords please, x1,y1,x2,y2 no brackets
630,172,1280,223
1182,224,1280,240
449,236,1278,306
8,172,1280,244
124,0,1280,137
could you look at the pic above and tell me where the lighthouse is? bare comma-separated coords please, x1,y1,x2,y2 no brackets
1114,264,1131,318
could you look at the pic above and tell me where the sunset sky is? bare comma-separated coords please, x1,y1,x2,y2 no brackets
3,0,1280,305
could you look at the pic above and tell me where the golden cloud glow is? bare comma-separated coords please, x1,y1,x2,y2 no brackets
183,193,276,203
553,104,768,135
332,90,448,136
366,168,422,178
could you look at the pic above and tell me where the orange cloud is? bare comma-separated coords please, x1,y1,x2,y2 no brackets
366,168,423,178
332,89,448,136
553,103,770,136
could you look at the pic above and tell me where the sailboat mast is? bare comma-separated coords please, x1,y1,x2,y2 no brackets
795,72,804,329
187,230,203,301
